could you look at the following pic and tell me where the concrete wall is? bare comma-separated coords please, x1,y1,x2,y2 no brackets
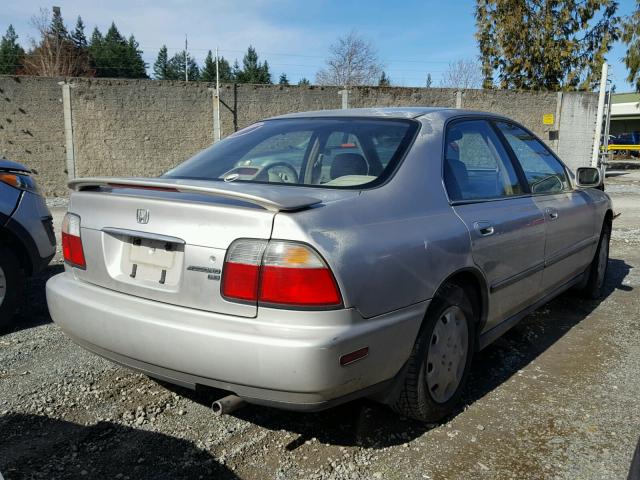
556,92,600,171
0,76,68,196
0,75,598,197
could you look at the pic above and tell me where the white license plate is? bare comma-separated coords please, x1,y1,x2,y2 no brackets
129,239,176,269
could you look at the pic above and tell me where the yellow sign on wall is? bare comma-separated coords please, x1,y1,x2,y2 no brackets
543,113,555,125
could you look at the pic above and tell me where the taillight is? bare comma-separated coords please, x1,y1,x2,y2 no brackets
61,213,86,269
222,239,342,308
221,240,267,302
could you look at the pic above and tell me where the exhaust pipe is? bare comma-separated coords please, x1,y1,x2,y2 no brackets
212,395,246,416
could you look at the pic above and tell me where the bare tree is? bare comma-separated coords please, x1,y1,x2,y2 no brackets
440,58,483,89
316,31,383,87
22,8,90,77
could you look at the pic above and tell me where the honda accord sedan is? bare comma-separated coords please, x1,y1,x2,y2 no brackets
46,108,612,422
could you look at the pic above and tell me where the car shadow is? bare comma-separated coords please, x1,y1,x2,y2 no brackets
169,257,633,450
1,263,63,335
0,413,238,480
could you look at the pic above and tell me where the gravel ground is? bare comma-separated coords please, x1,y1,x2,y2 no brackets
2,172,639,480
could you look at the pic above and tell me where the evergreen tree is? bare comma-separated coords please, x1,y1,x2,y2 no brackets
232,59,242,79
236,46,271,83
278,73,289,85
71,16,87,49
89,23,147,78
378,71,390,86
51,7,68,40
0,25,25,74
200,50,233,82
154,45,169,79
623,1,640,91
127,35,147,78
476,0,619,90
166,50,200,81
425,73,433,88
298,77,310,86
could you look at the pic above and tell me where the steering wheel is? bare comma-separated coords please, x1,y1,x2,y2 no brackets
263,162,299,184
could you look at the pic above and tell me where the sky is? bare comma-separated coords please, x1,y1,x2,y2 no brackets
2,0,638,91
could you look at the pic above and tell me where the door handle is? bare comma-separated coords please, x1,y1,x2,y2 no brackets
546,207,559,220
473,222,495,236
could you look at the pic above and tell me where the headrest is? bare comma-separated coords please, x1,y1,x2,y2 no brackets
330,153,368,178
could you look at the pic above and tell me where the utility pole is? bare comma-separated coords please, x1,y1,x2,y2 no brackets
214,47,221,142
185,35,188,82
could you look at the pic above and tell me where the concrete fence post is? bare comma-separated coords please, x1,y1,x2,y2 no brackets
209,87,221,143
455,90,463,109
338,89,350,109
58,81,76,180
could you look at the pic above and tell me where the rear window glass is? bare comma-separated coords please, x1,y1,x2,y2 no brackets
164,118,418,189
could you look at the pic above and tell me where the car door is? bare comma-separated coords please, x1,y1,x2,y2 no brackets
494,121,598,294
443,119,546,330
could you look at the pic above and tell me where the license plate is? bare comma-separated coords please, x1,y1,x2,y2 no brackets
129,238,176,269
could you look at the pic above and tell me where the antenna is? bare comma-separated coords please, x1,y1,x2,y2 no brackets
185,34,188,82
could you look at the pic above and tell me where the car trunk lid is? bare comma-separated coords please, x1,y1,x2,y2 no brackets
66,177,325,318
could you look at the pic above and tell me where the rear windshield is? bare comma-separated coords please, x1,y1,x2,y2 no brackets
164,118,418,189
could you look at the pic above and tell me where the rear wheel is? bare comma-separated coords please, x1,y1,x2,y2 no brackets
0,246,23,328
391,283,476,422
580,222,611,299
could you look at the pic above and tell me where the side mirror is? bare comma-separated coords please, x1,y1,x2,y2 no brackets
576,167,602,188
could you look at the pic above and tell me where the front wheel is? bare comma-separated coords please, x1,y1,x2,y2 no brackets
391,283,476,422
0,246,24,328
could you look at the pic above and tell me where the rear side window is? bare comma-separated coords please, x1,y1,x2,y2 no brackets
495,122,570,194
443,120,523,201
164,118,418,189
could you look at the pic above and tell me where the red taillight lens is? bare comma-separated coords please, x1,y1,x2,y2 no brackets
221,239,342,308
259,267,341,306
221,262,260,301
61,213,86,269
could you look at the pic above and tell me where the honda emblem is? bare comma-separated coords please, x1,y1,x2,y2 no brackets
136,209,149,224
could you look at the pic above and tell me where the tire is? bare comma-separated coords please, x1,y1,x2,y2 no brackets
391,283,476,422
0,245,24,329
581,222,611,299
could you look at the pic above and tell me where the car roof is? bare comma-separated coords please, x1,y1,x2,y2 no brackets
268,107,509,121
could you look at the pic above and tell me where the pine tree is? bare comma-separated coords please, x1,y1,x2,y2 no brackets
154,45,169,79
298,77,311,86
127,36,147,78
51,7,68,40
71,16,87,49
378,71,390,86
200,50,233,82
236,46,271,83
89,23,147,78
278,73,289,85
0,25,25,74
476,0,620,90
166,51,200,81
425,73,433,88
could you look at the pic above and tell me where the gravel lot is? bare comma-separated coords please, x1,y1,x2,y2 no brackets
2,172,639,480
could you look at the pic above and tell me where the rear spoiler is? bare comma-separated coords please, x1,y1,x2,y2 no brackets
68,177,322,212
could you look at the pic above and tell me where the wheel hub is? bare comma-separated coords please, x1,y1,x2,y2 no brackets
426,305,469,404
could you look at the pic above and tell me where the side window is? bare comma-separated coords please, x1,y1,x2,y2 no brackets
444,120,523,201
495,122,570,194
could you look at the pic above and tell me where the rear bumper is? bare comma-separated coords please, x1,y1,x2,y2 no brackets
46,273,427,409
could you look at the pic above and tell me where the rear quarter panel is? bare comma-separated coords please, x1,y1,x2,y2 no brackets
271,115,476,319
